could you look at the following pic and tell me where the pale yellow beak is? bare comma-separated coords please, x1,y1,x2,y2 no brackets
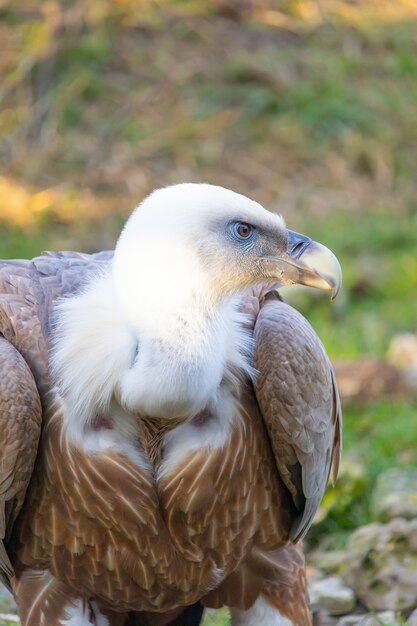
264,229,342,299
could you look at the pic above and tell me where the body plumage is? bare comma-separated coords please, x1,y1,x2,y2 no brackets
0,184,341,626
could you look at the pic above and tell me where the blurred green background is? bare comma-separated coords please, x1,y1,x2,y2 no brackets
1,0,417,623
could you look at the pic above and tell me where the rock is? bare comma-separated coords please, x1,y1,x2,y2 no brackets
362,612,398,626
337,616,368,626
313,607,338,626
345,518,417,611
408,608,417,626
0,584,17,613
337,612,399,626
309,550,348,576
372,467,417,522
306,564,324,583
309,576,355,615
388,333,417,391
333,357,409,405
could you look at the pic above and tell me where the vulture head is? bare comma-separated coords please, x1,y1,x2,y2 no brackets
54,183,341,433
113,183,341,311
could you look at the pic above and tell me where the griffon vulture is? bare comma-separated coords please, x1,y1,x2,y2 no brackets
0,183,341,626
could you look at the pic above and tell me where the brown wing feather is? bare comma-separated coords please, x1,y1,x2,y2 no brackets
0,252,112,588
261,543,312,626
0,256,48,590
253,293,341,541
0,337,42,589
0,251,113,393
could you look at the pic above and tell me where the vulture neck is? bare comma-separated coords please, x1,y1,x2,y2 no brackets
114,268,251,420
53,260,252,443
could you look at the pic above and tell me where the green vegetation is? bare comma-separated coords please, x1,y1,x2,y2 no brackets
1,1,417,624
309,399,417,547
202,608,231,626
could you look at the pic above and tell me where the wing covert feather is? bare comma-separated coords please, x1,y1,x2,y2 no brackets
0,337,42,588
253,295,341,541
0,252,111,589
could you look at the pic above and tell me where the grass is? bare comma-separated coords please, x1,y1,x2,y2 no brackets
308,397,417,548
202,609,230,626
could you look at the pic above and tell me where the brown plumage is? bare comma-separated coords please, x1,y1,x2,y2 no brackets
0,184,341,626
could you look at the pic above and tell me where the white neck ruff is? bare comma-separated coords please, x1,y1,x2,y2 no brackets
51,270,254,442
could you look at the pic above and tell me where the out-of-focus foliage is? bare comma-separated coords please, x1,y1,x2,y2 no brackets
1,1,416,237
202,608,230,626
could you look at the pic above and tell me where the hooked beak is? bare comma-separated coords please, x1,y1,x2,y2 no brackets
265,229,342,299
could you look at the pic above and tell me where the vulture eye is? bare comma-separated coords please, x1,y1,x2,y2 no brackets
231,222,255,241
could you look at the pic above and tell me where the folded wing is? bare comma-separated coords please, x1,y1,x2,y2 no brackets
253,292,341,541
0,337,42,589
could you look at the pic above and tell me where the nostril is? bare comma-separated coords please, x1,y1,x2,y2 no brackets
290,241,306,256
287,229,312,257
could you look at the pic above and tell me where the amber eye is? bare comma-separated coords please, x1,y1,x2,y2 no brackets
232,222,255,241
